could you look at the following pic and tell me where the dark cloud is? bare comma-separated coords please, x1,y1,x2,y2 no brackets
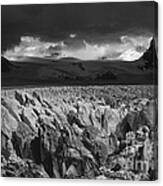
1,1,157,50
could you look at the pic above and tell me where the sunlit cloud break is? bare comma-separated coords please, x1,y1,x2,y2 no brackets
3,34,152,62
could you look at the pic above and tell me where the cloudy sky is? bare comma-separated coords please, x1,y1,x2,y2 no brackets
1,2,158,61
2,2,157,35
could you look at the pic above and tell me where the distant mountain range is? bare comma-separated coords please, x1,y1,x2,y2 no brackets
1,37,158,87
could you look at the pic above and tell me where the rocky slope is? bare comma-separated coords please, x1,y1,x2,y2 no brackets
1,86,157,179
1,56,15,73
137,37,158,80
139,38,158,69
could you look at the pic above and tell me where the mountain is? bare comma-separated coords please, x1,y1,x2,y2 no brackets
1,38,158,87
139,38,158,69
1,56,14,72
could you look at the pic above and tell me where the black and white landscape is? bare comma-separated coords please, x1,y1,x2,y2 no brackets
1,2,158,180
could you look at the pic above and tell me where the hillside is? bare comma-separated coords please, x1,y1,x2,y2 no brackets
1,56,15,73
1,38,158,87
